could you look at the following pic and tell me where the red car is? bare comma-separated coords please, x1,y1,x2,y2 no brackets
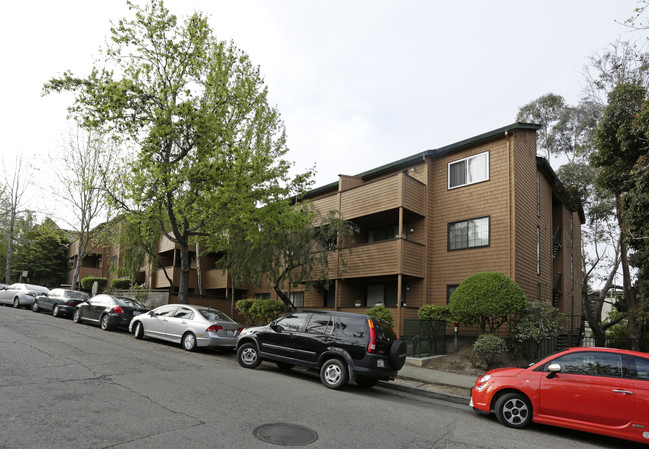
470,346,649,444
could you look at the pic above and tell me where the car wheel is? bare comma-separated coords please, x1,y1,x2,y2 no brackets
182,332,197,351
389,339,408,370
73,309,82,323
13,298,20,309
320,358,348,390
133,321,144,339
52,305,60,318
31,301,40,313
495,392,532,429
100,314,113,331
237,342,262,368
356,376,379,388
276,362,295,371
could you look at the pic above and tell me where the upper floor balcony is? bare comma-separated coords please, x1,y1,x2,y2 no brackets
339,239,425,279
311,172,426,220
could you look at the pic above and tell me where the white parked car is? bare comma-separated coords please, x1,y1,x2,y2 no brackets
130,304,243,351
0,283,50,309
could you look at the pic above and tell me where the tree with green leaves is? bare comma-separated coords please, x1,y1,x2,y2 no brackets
221,207,356,310
592,82,648,348
44,0,312,303
449,272,527,334
11,218,69,287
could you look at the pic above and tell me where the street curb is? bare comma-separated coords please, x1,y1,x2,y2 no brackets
378,380,470,405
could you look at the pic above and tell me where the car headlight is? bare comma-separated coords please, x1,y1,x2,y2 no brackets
478,374,491,384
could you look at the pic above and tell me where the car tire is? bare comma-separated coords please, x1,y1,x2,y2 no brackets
100,314,113,331
276,362,295,371
389,339,408,370
237,342,262,369
356,376,379,388
52,305,60,318
182,332,197,351
320,358,348,390
73,309,82,323
133,321,144,339
31,301,40,313
13,298,20,309
495,392,532,429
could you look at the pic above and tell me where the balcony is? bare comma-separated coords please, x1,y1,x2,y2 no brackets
202,268,231,289
310,172,426,220
152,267,197,290
340,239,425,279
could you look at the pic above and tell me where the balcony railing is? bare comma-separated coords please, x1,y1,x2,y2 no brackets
340,239,425,278
310,172,426,219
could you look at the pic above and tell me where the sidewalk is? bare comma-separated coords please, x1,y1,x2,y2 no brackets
378,359,476,405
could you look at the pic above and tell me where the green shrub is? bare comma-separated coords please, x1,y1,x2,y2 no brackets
511,300,562,345
473,334,507,369
236,299,255,324
249,299,284,324
417,304,452,322
80,277,108,293
449,272,527,333
110,278,132,290
366,305,394,325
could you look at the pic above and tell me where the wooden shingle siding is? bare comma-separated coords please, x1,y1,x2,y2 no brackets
202,268,230,289
310,193,338,217
401,240,425,277
340,176,400,218
428,138,512,305
342,240,399,278
513,131,553,302
402,175,426,216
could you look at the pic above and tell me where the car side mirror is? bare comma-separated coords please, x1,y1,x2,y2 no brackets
546,363,562,379
149,311,155,316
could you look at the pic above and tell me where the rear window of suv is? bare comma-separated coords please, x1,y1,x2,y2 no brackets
372,319,396,342
338,315,367,338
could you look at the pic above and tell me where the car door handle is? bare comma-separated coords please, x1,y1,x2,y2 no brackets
612,389,634,395
322,337,335,343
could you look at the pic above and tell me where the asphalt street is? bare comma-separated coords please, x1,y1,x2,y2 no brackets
0,306,641,449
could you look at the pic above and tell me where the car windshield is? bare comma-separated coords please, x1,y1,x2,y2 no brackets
114,297,145,308
200,308,234,322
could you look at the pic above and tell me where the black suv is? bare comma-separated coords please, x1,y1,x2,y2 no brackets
236,310,407,389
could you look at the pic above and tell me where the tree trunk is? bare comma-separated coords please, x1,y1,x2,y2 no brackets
5,212,15,284
273,284,295,311
616,196,640,351
177,233,191,304
195,240,203,296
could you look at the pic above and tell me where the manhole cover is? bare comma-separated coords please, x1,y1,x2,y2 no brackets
253,423,318,446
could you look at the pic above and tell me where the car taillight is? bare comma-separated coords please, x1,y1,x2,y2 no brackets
237,327,243,333
113,306,125,314
26,292,35,298
66,301,76,306
206,325,223,333
367,319,376,353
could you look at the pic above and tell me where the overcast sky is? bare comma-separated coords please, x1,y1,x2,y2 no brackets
0,0,642,227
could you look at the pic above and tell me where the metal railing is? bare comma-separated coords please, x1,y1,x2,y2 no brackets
402,319,446,357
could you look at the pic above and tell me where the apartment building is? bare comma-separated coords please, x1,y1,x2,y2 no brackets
68,122,583,337
247,122,583,336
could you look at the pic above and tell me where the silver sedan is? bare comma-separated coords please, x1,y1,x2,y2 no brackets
0,283,49,309
129,304,243,351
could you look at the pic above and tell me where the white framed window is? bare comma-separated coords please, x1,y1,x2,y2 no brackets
290,291,304,308
448,217,490,250
448,151,489,189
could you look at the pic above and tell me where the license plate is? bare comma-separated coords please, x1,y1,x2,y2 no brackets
133,311,141,316
377,359,385,368
225,330,234,336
